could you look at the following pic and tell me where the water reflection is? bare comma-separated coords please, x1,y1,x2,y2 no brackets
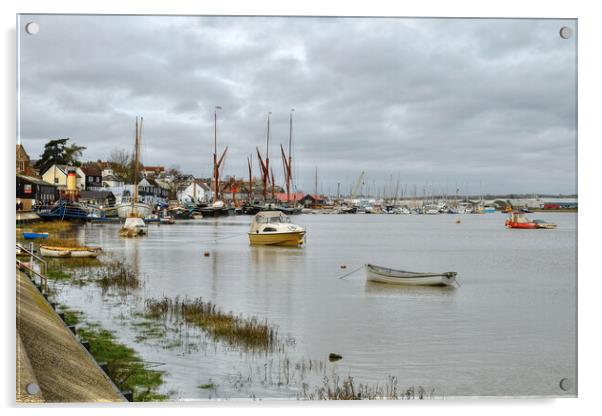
250,246,305,273
364,281,458,298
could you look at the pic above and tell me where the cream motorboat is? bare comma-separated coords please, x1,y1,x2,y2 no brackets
365,264,457,286
248,211,305,246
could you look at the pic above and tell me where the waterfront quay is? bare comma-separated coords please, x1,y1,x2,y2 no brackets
16,269,125,403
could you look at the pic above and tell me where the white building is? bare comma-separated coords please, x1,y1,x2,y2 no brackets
41,165,86,191
177,179,211,204
102,174,123,188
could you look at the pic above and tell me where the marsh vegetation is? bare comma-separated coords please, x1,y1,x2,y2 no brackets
145,297,279,351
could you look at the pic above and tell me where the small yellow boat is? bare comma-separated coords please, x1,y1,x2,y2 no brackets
40,245,102,258
248,211,305,247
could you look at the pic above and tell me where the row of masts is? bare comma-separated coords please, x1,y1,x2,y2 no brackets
213,108,296,205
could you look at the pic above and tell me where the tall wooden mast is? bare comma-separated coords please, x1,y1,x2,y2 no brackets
247,154,253,204
212,106,227,203
213,106,219,203
270,168,275,201
257,112,271,203
265,112,271,202
132,117,142,216
281,108,294,204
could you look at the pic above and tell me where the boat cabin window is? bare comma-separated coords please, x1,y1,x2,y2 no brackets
263,227,278,232
256,214,291,224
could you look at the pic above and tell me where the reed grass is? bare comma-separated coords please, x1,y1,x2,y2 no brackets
42,236,83,248
17,220,82,249
27,220,75,233
300,375,431,400
145,297,278,351
44,253,140,293
93,258,140,290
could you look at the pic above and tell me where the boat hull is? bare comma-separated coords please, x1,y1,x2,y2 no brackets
505,221,537,229
365,264,456,286
68,249,101,258
120,217,148,237
199,207,235,218
248,231,305,247
116,203,152,219
40,245,101,258
22,232,48,240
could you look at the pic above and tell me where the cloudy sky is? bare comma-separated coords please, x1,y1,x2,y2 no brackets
18,15,576,195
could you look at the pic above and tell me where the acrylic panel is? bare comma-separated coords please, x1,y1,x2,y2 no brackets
16,14,577,402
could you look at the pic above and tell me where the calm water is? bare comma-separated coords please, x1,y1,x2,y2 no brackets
55,212,577,399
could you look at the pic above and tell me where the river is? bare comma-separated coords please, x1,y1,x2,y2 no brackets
53,212,577,399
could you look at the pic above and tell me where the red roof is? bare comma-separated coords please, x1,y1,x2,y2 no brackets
273,192,305,202
80,164,102,176
144,166,165,172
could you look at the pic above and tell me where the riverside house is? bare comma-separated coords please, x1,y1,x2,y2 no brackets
177,178,211,204
80,164,103,191
41,165,86,191
16,174,58,211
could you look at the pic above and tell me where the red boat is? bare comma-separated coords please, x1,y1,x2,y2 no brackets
505,211,538,229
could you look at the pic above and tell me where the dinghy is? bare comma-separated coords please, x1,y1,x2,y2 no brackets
22,232,48,240
40,245,102,258
365,264,457,286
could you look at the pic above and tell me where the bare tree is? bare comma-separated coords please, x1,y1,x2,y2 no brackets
108,148,138,184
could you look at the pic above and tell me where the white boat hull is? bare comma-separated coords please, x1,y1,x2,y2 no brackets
68,249,101,258
40,246,101,258
116,203,152,219
120,216,148,237
365,264,456,286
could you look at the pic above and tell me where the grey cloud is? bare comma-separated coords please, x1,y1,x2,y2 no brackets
18,15,576,195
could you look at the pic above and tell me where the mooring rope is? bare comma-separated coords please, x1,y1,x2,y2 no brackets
199,232,247,244
337,265,364,280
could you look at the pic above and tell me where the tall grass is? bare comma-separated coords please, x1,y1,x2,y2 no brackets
26,220,75,233
17,220,82,248
145,297,278,351
300,374,433,400
44,254,140,292
93,258,140,290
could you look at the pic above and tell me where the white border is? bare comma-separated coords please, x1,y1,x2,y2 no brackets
2,1,600,415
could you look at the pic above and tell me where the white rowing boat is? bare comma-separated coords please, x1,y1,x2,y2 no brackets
40,245,101,258
365,264,457,286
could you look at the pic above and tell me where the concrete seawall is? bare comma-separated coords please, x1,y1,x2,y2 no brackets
16,270,126,403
